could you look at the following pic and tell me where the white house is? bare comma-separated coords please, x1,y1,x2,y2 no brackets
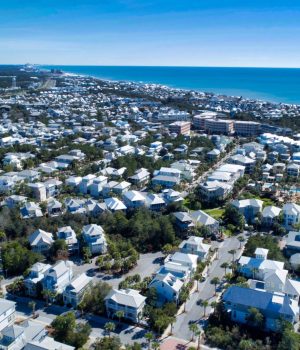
28,229,54,254
179,236,211,260
149,273,183,305
63,273,93,307
42,260,73,295
82,224,107,255
24,262,51,297
57,226,78,253
105,288,146,323
0,299,16,332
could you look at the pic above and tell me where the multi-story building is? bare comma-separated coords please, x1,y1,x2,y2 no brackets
169,121,191,135
234,121,261,136
204,119,234,135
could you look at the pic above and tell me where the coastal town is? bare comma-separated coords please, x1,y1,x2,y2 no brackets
0,65,299,349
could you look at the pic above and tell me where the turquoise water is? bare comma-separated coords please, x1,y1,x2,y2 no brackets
43,65,300,104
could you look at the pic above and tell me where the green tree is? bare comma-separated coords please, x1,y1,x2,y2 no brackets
246,307,264,328
238,236,245,249
228,249,237,262
52,312,91,349
221,262,229,275
104,322,116,338
145,332,154,350
93,336,121,350
115,310,124,325
189,323,198,341
200,300,209,317
210,277,220,295
28,301,36,317
79,282,111,315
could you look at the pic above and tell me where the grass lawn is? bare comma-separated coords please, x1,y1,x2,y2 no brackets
203,207,225,220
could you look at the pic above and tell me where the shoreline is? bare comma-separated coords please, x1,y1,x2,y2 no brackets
43,66,300,107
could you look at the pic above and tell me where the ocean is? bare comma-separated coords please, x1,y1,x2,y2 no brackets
42,65,300,105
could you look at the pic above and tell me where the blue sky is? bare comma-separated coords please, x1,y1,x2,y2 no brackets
0,0,300,67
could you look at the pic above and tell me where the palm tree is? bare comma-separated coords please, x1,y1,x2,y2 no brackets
115,310,124,325
42,290,56,306
189,322,198,341
201,300,209,317
28,301,36,317
152,341,160,350
196,328,202,350
210,277,220,295
194,273,202,292
220,262,229,275
228,249,237,262
238,236,245,249
104,322,115,338
210,301,218,314
145,332,154,350
169,316,176,335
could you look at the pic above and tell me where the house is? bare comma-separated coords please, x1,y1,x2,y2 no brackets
145,193,166,211
42,260,73,295
90,176,108,198
206,149,220,161
19,169,40,182
152,167,181,188
105,288,146,323
0,319,45,350
63,273,93,307
165,252,198,273
128,168,150,188
285,231,300,253
162,189,184,204
190,210,219,234
64,198,86,214
287,163,300,178
238,248,284,280
57,226,79,253
112,181,131,196
24,262,51,297
25,335,75,350
228,154,256,174
28,229,54,254
261,206,282,226
104,197,127,212
179,236,211,260
47,198,63,216
223,285,299,331
5,195,27,209
198,180,232,202
44,178,63,197
82,224,107,254
149,273,183,305
79,174,96,195
290,253,300,270
282,203,300,228
20,202,43,219
173,212,194,231
28,183,47,202
231,199,263,223
123,190,145,208
0,299,16,332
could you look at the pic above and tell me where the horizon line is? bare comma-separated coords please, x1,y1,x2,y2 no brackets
1,63,300,70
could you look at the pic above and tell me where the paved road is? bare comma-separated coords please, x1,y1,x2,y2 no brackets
172,234,246,341
14,296,149,348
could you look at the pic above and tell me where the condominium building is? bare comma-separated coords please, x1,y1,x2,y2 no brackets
169,121,191,135
234,121,261,136
204,119,234,135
